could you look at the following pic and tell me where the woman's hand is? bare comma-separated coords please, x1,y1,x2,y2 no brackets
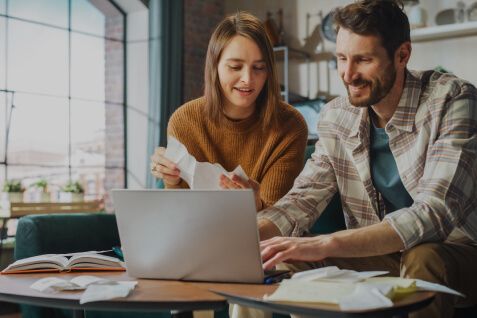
219,174,263,211
150,147,181,186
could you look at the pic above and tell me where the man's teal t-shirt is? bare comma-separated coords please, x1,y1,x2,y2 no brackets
370,123,414,213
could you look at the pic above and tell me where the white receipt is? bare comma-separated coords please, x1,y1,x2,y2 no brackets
30,275,138,303
79,281,137,304
164,136,248,189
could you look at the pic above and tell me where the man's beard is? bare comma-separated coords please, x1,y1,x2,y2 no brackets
345,65,396,107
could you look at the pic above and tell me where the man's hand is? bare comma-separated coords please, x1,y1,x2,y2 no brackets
259,222,404,270
260,235,336,270
150,147,181,186
219,174,263,210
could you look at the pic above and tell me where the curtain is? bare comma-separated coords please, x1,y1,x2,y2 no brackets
146,0,183,188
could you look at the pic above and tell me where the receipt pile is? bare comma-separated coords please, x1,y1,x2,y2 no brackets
31,275,137,304
264,266,464,311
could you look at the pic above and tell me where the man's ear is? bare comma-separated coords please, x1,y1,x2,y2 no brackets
396,42,411,65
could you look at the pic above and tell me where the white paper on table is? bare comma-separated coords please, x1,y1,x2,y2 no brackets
69,276,115,288
264,279,354,304
31,276,129,293
292,266,389,283
164,136,249,189
265,270,465,311
79,281,137,304
339,285,393,311
415,279,465,297
31,277,75,292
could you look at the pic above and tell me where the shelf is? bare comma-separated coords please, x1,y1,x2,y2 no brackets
411,21,477,42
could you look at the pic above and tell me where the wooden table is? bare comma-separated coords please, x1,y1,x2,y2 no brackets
0,271,436,318
208,283,436,318
0,272,229,318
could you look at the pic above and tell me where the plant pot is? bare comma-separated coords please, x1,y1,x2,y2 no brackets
29,192,51,203
1,192,23,203
59,192,84,203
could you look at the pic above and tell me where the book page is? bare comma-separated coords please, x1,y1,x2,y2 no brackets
2,254,68,272
67,254,124,269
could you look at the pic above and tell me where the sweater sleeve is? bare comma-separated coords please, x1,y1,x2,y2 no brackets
259,125,308,208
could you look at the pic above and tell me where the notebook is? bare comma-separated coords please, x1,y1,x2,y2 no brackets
112,189,270,283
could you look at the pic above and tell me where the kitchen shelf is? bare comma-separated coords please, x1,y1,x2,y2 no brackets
411,21,477,42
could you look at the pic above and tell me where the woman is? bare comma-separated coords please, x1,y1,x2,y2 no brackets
151,11,307,210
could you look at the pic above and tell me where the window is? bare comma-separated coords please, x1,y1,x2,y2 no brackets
0,0,125,202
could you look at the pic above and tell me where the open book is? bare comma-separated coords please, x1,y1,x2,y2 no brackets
1,252,126,274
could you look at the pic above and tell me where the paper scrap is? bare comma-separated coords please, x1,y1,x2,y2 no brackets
31,277,76,292
79,281,137,304
30,275,138,303
340,285,393,311
164,136,249,189
292,266,388,283
264,279,354,304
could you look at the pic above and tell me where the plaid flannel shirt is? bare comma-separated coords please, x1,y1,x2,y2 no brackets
259,70,477,249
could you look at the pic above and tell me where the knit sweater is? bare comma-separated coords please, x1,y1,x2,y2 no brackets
166,97,308,208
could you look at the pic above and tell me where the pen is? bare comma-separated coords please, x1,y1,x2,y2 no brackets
264,272,291,284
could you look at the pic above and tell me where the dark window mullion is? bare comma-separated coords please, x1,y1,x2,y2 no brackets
67,0,72,181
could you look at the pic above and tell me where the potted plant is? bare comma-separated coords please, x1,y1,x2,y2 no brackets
2,179,25,203
59,181,84,203
29,179,50,202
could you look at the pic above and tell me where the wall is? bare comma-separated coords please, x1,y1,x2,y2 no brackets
183,0,224,102
105,15,125,209
225,0,477,101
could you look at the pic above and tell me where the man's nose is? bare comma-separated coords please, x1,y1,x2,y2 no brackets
342,62,358,84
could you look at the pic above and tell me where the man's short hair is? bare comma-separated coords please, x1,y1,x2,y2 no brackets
334,0,410,59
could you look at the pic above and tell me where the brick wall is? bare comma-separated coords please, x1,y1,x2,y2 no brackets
182,0,224,102
104,15,125,211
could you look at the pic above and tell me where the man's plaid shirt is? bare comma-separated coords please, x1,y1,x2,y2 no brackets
259,70,477,249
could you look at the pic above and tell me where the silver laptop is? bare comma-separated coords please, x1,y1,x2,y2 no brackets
112,189,265,283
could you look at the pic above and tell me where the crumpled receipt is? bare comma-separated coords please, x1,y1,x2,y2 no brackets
164,136,248,189
264,266,464,311
30,275,137,304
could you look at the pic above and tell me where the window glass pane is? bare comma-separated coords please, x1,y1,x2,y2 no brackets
6,164,68,200
105,39,124,104
0,0,5,14
71,0,105,37
0,165,5,186
9,0,68,28
7,93,68,165
0,17,6,90
8,20,68,96
71,99,105,201
70,99,105,163
71,33,104,101
71,167,104,201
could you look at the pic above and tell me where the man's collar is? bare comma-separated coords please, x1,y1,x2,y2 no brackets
387,70,421,132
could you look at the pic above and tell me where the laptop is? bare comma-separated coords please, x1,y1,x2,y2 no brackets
112,189,269,283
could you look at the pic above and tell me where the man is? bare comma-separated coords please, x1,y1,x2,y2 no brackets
257,1,477,317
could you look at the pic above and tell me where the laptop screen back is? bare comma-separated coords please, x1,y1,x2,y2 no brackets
112,189,264,283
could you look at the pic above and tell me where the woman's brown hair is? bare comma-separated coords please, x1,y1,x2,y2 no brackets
204,11,280,129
